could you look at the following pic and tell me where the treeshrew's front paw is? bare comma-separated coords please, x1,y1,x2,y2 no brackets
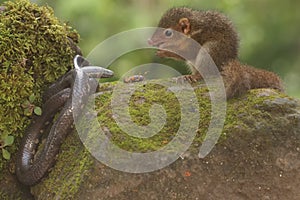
172,74,202,84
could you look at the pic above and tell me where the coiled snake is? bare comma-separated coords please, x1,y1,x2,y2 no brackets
16,55,114,186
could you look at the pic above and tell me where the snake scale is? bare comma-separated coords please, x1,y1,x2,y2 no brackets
16,55,114,186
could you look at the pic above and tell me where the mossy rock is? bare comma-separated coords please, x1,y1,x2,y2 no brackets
30,80,300,199
0,0,79,175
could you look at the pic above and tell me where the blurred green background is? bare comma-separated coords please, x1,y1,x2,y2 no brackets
2,0,300,98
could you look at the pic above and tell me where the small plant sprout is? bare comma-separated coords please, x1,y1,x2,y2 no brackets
0,134,14,160
22,94,42,116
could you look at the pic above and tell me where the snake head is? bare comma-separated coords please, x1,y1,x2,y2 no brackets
74,55,91,69
73,55,114,78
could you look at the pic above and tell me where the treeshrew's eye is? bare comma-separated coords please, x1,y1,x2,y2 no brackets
164,29,173,37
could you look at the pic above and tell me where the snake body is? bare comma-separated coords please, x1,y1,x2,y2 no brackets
16,55,114,186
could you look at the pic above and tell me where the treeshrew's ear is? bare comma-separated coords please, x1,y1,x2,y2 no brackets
178,18,191,35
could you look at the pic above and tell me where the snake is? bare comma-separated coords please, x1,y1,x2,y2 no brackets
16,55,114,186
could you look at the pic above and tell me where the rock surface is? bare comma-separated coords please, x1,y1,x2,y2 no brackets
29,86,300,200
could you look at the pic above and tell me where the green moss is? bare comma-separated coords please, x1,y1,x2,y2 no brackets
94,83,289,152
0,0,79,174
31,134,93,199
93,81,210,152
222,89,290,140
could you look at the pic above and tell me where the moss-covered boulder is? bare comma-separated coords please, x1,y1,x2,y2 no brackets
28,81,300,199
0,0,80,175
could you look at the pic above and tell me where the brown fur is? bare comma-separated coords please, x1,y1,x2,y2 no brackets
222,60,284,99
158,7,239,69
150,7,284,99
